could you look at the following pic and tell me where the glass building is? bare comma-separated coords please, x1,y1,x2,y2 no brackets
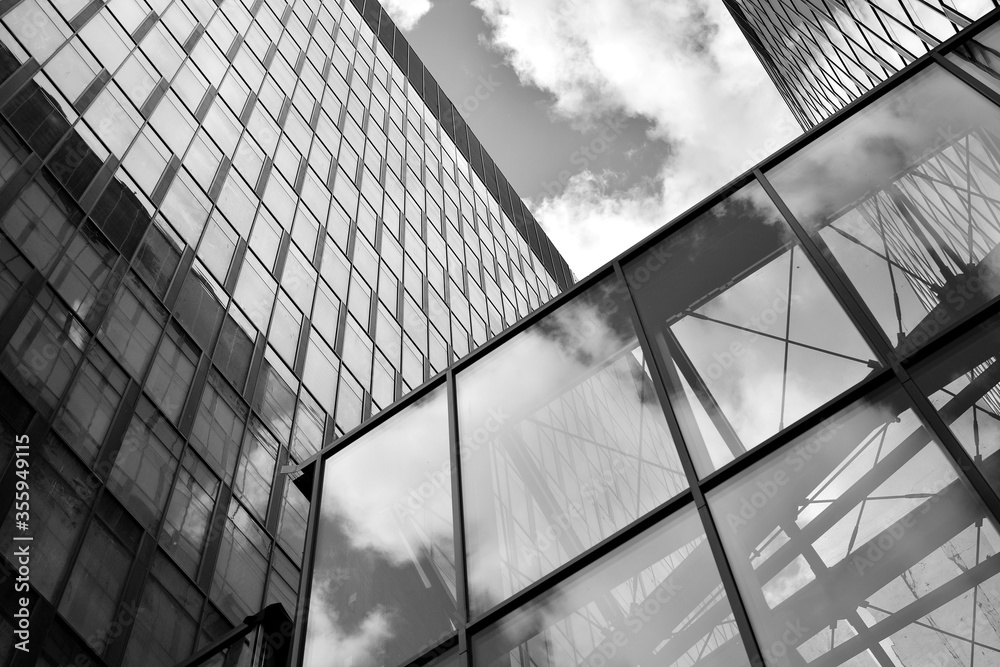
724,0,1000,126
0,0,573,662
290,7,1000,667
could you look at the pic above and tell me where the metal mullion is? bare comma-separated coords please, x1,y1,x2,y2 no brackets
464,488,694,634
446,368,470,655
898,373,1000,523
699,365,894,495
288,456,324,667
895,290,1000,366
287,373,447,487
754,168,898,366
933,48,1000,109
612,262,766,667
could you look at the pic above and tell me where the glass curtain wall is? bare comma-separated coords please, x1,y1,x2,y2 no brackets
298,13,1000,667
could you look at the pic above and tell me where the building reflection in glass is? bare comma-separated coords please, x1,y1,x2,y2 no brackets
626,182,879,476
768,65,1000,359
474,505,750,667
457,276,689,615
710,383,1000,667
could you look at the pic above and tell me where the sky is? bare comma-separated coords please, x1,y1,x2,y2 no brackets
390,0,803,278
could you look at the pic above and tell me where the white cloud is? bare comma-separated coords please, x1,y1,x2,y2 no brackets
473,0,802,276
382,0,433,31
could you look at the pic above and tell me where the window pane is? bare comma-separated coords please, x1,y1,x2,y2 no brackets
459,275,689,613
912,313,1000,498
161,449,219,576
303,384,455,667
625,181,878,476
58,497,140,654
0,237,31,316
145,323,199,423
1,287,88,416
191,370,247,481
474,506,750,667
134,221,182,300
53,344,128,465
709,383,1000,666
99,271,166,379
124,552,202,667
1,174,82,273
254,355,296,443
214,312,254,390
233,418,278,519
211,502,269,621
174,264,226,351
107,397,183,529
767,65,1000,358
277,480,309,562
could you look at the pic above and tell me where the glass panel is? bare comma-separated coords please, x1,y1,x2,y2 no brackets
1,287,88,416
459,274,689,614
214,312,254,390
474,506,750,667
947,22,1000,92
767,65,1000,358
0,236,30,315
191,369,247,481
107,397,182,529
211,502,270,621
58,497,140,655
234,417,278,519
124,552,202,667
277,480,309,561
161,449,219,576
912,312,1000,498
145,322,199,422
99,271,166,379
625,181,878,476
134,220,182,300
303,384,456,667
1,174,82,273
174,264,226,350
254,354,296,443
53,344,128,465
709,383,1000,667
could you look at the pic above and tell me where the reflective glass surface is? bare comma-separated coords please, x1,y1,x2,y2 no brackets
710,383,1000,666
768,66,1000,358
474,505,750,667
459,275,688,614
913,313,1000,498
731,0,996,127
304,384,457,667
626,182,878,476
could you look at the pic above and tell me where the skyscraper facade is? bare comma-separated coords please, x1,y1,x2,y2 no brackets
0,0,572,662
724,0,999,126
291,6,1000,667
